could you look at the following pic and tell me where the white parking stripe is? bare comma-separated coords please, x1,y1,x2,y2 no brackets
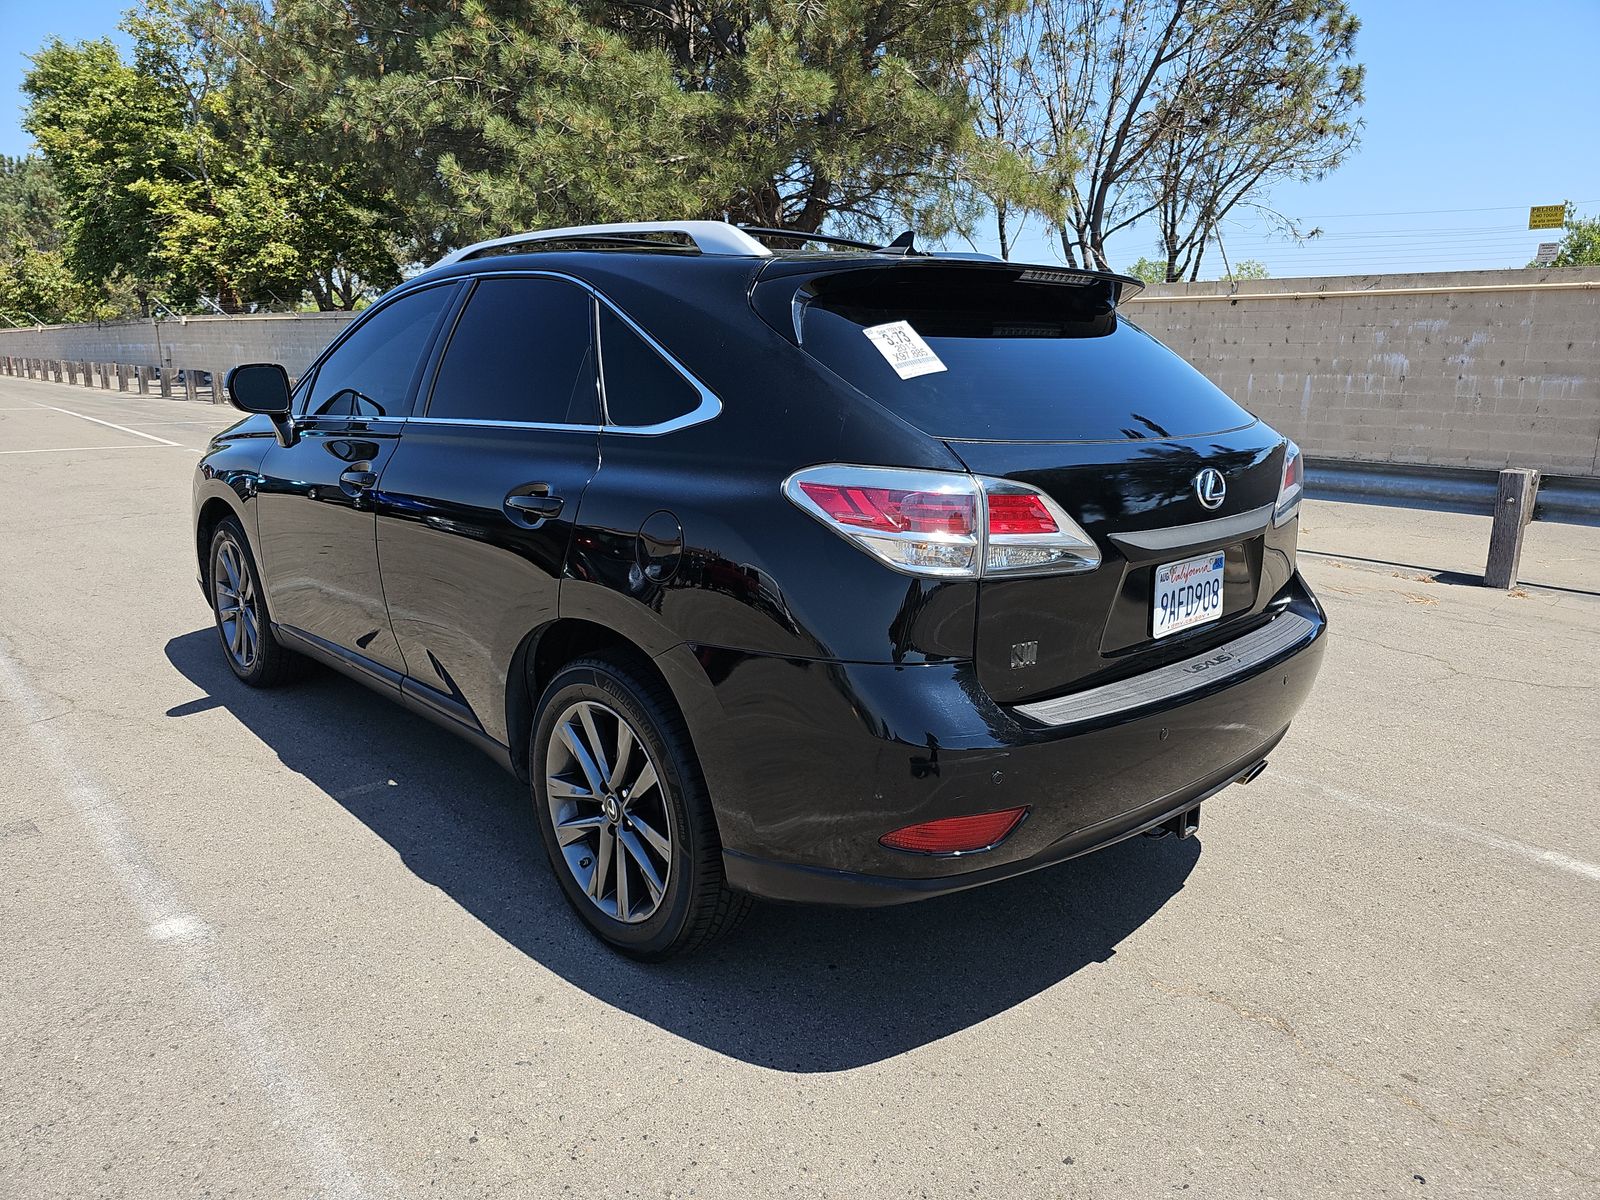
24,400,182,446
0,444,169,455
1276,771,1600,883
0,642,388,1198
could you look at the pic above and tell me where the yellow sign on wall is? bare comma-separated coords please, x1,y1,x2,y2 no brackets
1528,205,1566,230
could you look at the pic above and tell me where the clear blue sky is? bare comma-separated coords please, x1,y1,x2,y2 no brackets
3,0,1598,278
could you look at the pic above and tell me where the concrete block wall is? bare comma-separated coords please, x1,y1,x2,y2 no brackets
1124,267,1600,477
0,311,356,382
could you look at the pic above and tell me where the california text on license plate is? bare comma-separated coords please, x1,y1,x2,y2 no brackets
1153,550,1226,639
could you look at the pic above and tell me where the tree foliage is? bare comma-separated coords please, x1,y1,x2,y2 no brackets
22,1,398,311
217,0,990,258
980,0,1363,276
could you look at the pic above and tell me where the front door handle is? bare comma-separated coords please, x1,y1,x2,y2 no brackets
339,468,378,492
505,492,564,519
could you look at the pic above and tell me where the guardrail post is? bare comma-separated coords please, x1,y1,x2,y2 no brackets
135,365,149,394
213,365,229,404
80,361,92,388
158,364,172,399
183,368,198,402
1484,468,1541,589
99,363,110,389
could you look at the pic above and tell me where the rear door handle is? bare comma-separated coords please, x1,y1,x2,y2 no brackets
339,468,378,494
505,491,564,518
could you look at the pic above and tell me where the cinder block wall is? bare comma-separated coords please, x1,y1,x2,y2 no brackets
1125,267,1600,476
0,311,356,378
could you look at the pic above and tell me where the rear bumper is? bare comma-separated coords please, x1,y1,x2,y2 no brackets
694,573,1327,906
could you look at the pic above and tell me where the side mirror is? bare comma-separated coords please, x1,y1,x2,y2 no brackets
225,362,296,447
225,362,292,414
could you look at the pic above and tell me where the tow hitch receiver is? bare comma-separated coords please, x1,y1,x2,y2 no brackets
1145,805,1201,840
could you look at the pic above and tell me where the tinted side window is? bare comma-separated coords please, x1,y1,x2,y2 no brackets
598,306,699,427
305,285,453,418
426,277,597,424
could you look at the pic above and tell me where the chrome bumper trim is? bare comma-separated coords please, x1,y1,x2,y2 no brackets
1014,611,1317,727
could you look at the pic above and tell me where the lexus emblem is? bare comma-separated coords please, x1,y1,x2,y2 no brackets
1193,468,1226,510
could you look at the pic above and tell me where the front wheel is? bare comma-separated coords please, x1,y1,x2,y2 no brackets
530,655,750,960
208,518,302,687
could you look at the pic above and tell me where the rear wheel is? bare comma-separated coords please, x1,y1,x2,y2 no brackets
208,518,302,687
530,655,750,960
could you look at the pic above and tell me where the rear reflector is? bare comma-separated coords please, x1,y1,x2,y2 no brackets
879,806,1028,854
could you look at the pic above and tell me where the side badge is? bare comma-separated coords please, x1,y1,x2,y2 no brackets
1011,640,1039,669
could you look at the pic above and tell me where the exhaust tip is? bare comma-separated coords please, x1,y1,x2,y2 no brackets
1235,759,1269,786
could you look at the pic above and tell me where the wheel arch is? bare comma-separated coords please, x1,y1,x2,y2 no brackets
505,618,677,783
194,491,248,591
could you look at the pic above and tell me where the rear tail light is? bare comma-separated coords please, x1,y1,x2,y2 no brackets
880,806,1029,854
785,465,1100,579
1273,440,1303,527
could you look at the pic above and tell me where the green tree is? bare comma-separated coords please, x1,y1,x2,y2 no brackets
1528,204,1600,268
1126,256,1166,284
1020,0,1364,275
22,1,398,311
0,154,126,324
227,0,989,257
1223,257,1267,280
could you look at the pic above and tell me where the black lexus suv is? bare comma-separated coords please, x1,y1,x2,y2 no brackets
195,221,1327,959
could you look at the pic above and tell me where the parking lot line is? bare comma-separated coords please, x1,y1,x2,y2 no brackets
1277,770,1600,884
0,640,386,1200
24,399,183,446
0,444,170,455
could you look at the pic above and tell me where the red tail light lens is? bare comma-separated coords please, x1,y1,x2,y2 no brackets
879,806,1029,854
986,492,1058,536
798,482,976,536
1273,440,1304,527
784,465,1099,578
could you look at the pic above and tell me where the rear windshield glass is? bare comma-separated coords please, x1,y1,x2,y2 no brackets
795,272,1254,442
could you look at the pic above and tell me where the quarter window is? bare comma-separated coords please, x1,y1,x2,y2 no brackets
304,285,453,419
597,306,700,427
426,277,598,425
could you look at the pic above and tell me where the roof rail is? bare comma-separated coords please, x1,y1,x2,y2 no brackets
433,221,773,267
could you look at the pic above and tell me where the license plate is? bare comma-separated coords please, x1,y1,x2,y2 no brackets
1153,551,1226,639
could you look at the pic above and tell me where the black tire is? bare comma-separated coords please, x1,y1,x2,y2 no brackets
207,517,304,687
530,654,751,960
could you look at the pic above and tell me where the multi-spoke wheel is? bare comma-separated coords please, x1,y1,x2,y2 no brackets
213,535,261,672
531,655,752,959
208,517,302,687
546,700,674,924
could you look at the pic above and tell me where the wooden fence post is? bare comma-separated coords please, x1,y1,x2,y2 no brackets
183,368,198,402
1484,468,1541,590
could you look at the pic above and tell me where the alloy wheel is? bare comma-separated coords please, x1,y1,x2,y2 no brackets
544,700,673,924
213,537,260,671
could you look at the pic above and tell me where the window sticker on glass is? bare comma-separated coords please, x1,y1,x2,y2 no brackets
861,320,948,380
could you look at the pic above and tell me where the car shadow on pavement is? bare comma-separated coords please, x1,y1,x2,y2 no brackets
166,628,1199,1073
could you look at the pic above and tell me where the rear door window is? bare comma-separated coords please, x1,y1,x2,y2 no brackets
304,285,454,419
426,276,598,425
795,269,1253,443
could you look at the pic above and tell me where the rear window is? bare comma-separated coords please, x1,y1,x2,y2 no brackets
795,271,1253,442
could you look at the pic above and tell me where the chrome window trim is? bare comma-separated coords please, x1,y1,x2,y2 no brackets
405,417,605,433
1013,610,1318,727
413,268,721,437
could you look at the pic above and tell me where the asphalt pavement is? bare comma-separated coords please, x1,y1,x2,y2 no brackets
2,374,1597,1198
